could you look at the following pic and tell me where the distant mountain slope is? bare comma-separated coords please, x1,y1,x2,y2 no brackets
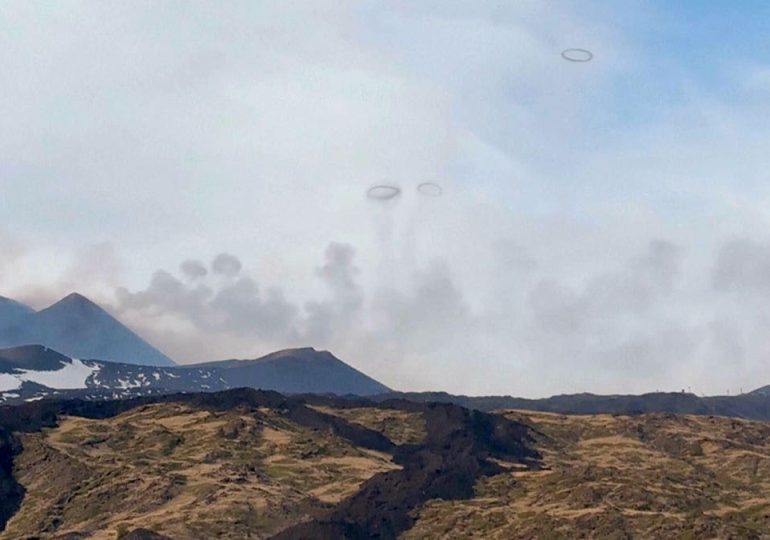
0,293,174,367
749,384,770,396
187,348,390,396
0,345,389,404
0,345,73,372
371,389,770,421
0,297,34,339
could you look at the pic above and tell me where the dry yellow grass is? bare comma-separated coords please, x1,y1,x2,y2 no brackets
2,403,398,540
404,411,770,539
9,401,770,539
308,405,426,445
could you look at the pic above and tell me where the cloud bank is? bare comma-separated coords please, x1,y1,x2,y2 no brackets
3,2,770,395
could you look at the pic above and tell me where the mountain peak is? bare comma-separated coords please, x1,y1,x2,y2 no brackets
184,347,389,395
0,293,177,367
263,347,326,361
40,293,119,322
62,292,89,302
51,292,101,310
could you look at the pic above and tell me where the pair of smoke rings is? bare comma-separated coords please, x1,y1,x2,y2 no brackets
366,183,443,201
368,49,590,199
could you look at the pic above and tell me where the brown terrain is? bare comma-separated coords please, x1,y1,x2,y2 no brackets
406,410,770,539
3,403,397,539
2,391,770,538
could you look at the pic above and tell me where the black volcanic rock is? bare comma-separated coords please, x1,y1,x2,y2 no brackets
0,426,23,533
0,293,174,367
120,529,174,540
273,399,540,540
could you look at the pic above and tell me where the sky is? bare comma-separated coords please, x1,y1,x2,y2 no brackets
3,1,770,397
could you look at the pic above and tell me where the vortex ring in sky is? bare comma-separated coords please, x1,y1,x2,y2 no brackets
367,185,401,200
417,182,443,196
561,48,593,62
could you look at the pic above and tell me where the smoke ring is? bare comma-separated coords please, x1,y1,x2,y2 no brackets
561,48,593,62
417,182,443,196
367,185,401,200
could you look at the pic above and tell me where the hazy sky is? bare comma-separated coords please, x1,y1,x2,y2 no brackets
3,1,770,396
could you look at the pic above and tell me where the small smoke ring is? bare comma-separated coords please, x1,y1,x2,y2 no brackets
367,185,402,200
417,182,443,196
561,48,593,62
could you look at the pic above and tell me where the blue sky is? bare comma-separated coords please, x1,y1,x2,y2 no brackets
2,1,770,396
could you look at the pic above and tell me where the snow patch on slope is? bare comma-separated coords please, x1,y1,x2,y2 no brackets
0,374,22,392
117,378,142,389
15,359,100,390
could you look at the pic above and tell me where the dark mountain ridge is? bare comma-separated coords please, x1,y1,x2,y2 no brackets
185,347,389,396
371,389,770,421
0,345,71,372
6,342,770,423
0,345,389,404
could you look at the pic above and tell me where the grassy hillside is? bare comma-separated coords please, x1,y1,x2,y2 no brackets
0,390,537,539
406,410,770,539
4,392,770,538
4,402,396,539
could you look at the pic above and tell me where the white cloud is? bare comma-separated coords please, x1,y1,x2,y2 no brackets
4,2,770,396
